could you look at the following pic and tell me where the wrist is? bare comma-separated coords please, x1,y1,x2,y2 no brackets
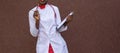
64,21,69,26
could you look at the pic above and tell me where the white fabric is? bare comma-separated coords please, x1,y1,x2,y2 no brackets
28,4,68,53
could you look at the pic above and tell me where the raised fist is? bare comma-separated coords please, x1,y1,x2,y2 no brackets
33,10,40,21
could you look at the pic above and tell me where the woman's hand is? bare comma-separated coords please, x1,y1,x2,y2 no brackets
64,15,73,26
66,15,73,23
33,10,40,21
33,10,40,29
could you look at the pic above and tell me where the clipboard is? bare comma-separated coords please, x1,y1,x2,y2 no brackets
56,12,74,30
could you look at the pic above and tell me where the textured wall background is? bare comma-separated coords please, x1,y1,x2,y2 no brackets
0,0,120,53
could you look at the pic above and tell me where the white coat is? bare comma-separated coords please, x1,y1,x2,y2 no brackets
28,4,68,53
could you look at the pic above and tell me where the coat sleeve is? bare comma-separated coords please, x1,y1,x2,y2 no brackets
54,6,68,32
28,10,38,37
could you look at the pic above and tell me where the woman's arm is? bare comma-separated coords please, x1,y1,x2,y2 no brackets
28,10,39,37
55,6,68,32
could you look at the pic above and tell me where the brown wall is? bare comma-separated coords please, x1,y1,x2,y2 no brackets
0,0,120,53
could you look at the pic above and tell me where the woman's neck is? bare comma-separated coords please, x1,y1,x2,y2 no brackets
39,3,48,9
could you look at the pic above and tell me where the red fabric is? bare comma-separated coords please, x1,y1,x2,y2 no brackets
39,5,46,9
49,44,54,53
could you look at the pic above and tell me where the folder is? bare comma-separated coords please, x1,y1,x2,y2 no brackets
57,12,74,30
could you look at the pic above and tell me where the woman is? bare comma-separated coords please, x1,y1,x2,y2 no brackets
28,0,73,53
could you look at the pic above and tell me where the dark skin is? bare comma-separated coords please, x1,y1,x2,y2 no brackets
33,0,48,29
33,10,40,29
64,14,73,26
33,0,73,29
38,0,48,5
